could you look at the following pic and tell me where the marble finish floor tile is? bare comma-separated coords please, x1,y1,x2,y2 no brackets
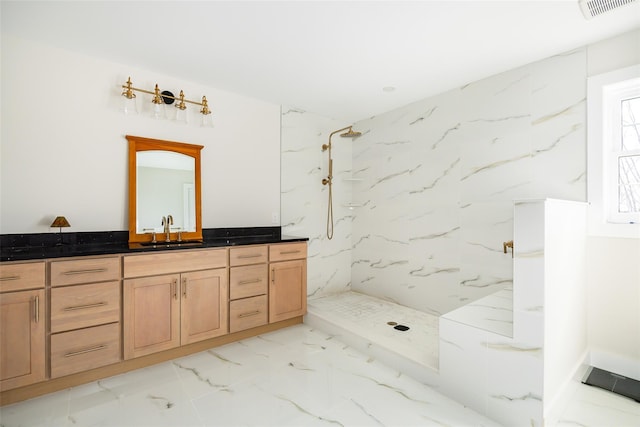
1,324,498,427
547,378,640,427
307,291,439,369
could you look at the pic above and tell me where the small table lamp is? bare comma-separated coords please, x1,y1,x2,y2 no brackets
51,216,70,244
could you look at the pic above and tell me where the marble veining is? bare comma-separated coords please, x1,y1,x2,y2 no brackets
0,325,502,427
442,287,514,338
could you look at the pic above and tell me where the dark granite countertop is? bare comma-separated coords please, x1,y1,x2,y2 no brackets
0,227,308,262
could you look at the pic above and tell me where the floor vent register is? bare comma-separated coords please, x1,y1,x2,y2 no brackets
582,367,640,402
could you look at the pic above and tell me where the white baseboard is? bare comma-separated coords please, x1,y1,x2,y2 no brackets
544,349,590,420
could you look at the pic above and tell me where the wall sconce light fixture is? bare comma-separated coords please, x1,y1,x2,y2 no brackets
121,77,212,123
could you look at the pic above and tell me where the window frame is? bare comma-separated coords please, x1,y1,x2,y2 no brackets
607,85,640,223
587,64,640,238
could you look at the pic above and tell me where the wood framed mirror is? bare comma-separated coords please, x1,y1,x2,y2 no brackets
127,135,203,244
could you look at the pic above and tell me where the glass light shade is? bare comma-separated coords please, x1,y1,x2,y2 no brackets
200,113,213,127
151,102,165,120
122,96,138,115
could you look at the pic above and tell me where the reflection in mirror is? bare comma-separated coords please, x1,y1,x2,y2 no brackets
127,135,203,244
136,151,195,233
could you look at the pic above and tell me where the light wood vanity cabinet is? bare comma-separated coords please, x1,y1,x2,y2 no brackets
0,262,46,391
49,256,122,378
269,243,307,323
229,246,269,333
0,239,307,405
123,249,228,359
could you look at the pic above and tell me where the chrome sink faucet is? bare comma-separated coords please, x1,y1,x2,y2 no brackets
161,215,173,242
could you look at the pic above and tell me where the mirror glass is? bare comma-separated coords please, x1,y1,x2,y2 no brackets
136,150,195,233
127,135,203,243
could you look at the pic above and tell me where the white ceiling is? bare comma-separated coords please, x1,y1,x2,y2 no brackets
2,1,640,122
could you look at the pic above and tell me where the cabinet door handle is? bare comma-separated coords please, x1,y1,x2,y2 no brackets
64,345,107,358
238,254,262,259
238,278,261,285
172,279,178,300
182,277,187,298
280,250,300,255
63,302,107,311
33,295,39,323
0,275,20,281
238,310,261,318
62,268,107,276
271,269,275,283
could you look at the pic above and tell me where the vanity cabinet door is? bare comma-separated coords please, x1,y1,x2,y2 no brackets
269,259,307,323
0,289,45,391
180,268,228,345
123,274,180,359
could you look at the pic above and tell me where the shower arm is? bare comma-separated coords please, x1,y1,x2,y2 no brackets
322,126,354,153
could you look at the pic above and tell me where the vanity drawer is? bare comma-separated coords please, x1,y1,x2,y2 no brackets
229,295,268,333
51,281,121,333
0,261,45,292
229,245,268,267
50,322,121,378
123,248,226,278
51,257,121,287
269,243,307,262
230,264,268,300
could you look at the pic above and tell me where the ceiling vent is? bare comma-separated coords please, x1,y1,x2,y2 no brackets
579,0,637,19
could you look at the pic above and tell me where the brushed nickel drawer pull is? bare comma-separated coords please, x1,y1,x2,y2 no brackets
62,268,107,276
0,275,20,281
280,250,300,255
238,254,263,259
64,345,107,357
63,302,107,311
238,310,260,318
34,296,39,323
238,278,261,285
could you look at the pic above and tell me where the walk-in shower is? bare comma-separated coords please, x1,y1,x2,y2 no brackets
321,126,361,239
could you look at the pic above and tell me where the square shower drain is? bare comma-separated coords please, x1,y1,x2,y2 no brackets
582,367,640,402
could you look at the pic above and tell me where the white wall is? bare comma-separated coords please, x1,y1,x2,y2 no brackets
587,236,640,380
0,35,281,234
585,29,640,379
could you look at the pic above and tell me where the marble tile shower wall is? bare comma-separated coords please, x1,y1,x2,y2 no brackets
350,48,587,316
281,108,354,298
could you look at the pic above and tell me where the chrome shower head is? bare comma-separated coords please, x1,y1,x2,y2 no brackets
340,128,362,138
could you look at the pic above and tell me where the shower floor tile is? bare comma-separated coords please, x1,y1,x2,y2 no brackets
307,291,439,370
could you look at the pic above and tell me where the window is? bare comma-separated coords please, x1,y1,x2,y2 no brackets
617,96,640,215
588,65,640,237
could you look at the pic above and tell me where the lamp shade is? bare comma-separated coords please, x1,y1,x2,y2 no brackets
50,216,70,228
